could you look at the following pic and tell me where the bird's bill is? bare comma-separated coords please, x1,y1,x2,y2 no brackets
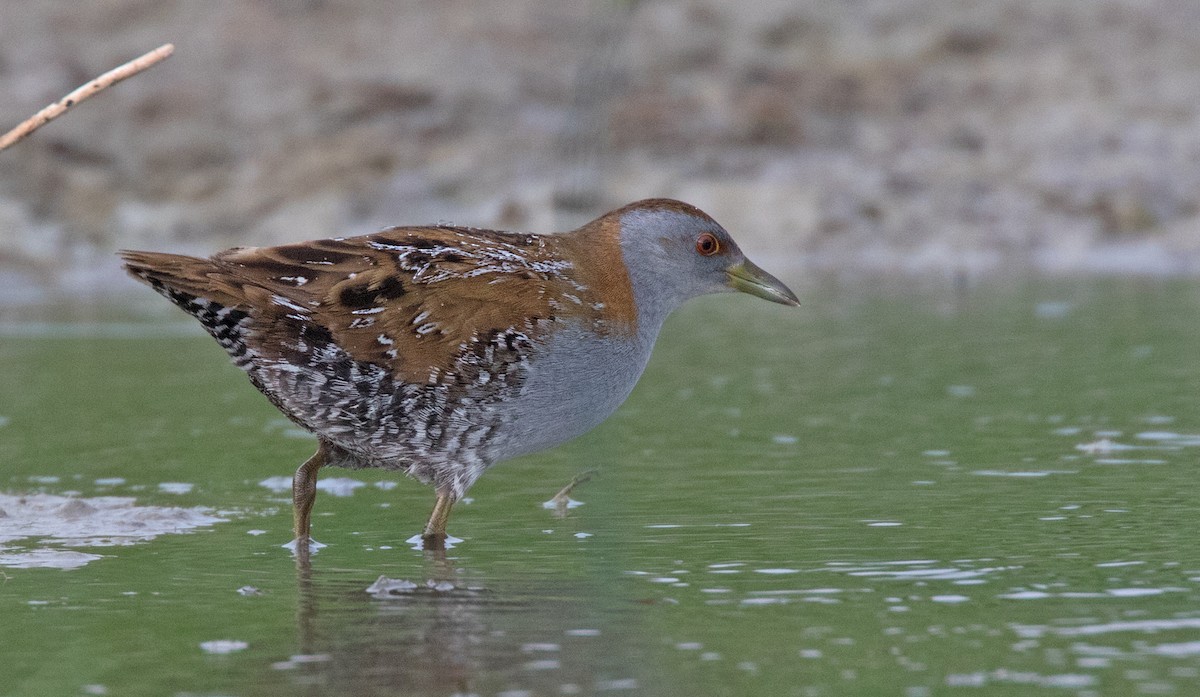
725,259,800,306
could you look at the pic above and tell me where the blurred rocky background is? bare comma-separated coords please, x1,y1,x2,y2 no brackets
3,0,1200,305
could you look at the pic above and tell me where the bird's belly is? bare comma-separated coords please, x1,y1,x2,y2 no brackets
492,324,653,460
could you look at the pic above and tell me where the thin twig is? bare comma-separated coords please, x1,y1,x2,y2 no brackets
0,43,175,153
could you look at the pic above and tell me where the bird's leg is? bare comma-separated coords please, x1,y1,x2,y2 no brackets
421,489,456,550
550,469,597,518
292,441,327,547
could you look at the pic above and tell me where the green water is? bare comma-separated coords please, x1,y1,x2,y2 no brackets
3,278,1200,696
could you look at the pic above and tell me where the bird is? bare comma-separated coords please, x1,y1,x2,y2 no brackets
120,198,798,551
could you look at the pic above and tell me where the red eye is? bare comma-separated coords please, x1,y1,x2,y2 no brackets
696,233,720,256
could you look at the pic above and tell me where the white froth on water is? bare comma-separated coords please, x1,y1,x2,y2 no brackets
259,476,368,497
0,493,225,569
541,497,584,509
200,640,248,654
1150,641,1200,657
257,476,292,493
365,575,419,597
1135,431,1200,446
271,654,332,670
405,534,462,550
0,548,104,570
1012,617,1200,639
282,537,327,554
945,670,1095,689
316,478,366,497
831,560,1019,582
971,469,1078,477
1094,458,1168,465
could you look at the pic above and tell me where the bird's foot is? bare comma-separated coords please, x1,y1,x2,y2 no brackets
406,533,462,551
283,536,327,555
543,469,596,518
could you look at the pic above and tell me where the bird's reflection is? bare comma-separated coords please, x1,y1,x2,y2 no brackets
286,548,634,696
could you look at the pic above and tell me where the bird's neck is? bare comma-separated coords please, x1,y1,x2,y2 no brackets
558,218,642,339
561,213,685,344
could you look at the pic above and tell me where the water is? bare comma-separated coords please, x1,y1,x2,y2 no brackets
3,278,1200,696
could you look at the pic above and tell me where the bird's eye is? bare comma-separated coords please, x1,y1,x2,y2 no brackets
695,233,720,256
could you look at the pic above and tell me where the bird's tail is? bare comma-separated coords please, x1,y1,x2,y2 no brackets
120,249,263,373
119,250,246,310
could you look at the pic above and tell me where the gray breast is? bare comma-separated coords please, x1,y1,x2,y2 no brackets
491,321,658,461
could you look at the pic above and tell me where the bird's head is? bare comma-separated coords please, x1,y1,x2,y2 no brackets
601,199,798,325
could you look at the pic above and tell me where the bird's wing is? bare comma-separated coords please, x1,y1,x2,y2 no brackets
127,226,616,385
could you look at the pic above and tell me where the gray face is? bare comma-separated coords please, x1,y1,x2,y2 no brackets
617,207,798,333
619,208,742,306
666,217,748,298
